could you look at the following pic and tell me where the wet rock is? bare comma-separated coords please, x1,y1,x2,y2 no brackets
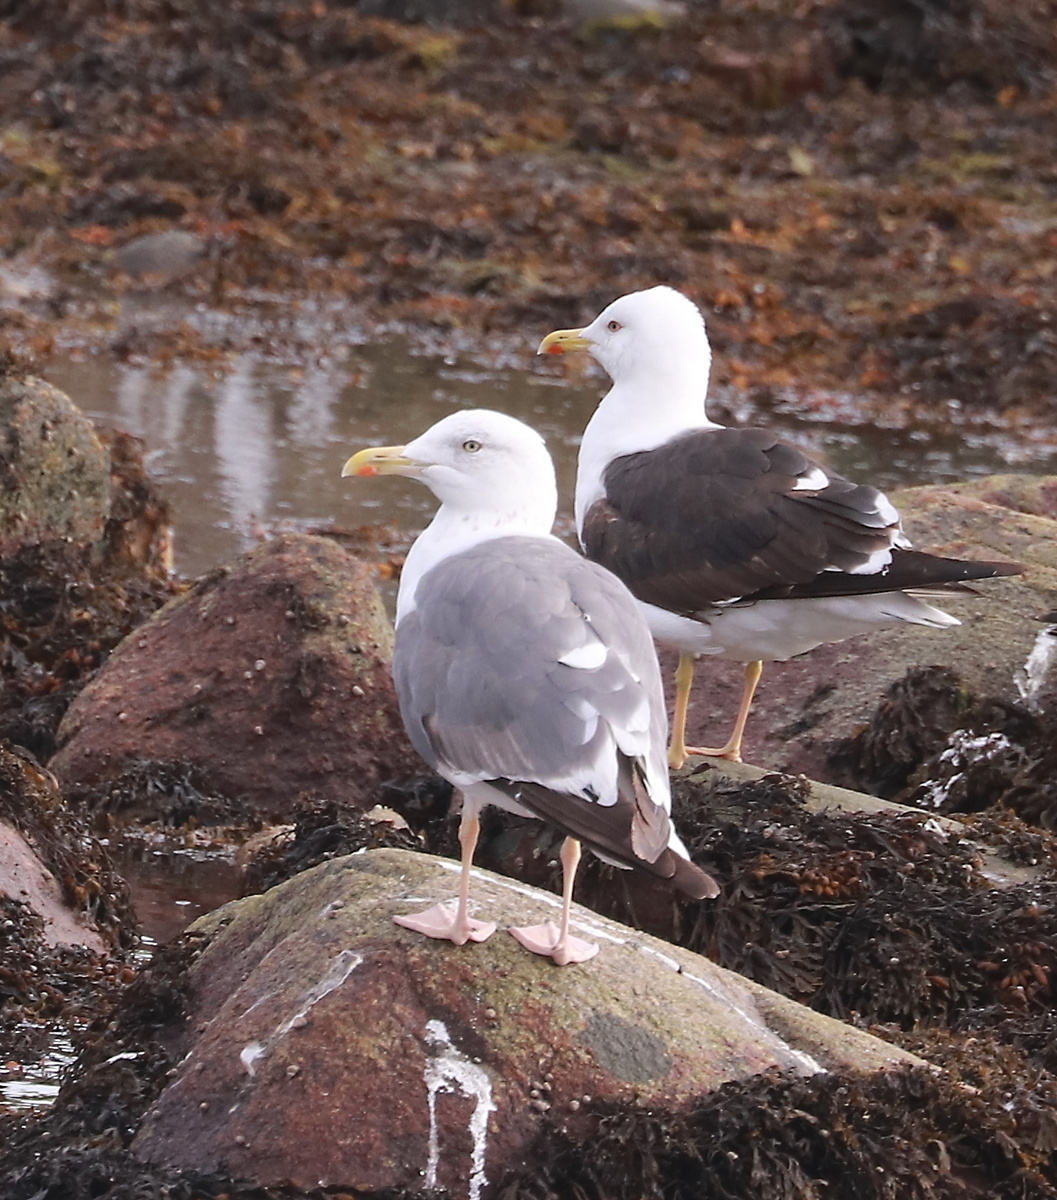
132,847,918,1193
0,365,110,557
52,533,418,822
678,475,1057,783
113,230,207,281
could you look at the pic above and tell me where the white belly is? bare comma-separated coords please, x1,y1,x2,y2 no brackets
640,592,960,663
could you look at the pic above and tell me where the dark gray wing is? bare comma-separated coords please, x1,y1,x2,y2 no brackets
582,426,1019,612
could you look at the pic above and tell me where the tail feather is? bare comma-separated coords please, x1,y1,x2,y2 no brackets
486,775,720,901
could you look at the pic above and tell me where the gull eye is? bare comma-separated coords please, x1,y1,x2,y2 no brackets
462,438,482,453
607,319,622,332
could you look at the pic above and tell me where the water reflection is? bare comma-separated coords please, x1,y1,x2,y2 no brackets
44,344,1057,580
0,1028,76,1112
215,357,276,548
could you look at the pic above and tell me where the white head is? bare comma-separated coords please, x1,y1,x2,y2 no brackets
343,408,557,533
538,285,712,401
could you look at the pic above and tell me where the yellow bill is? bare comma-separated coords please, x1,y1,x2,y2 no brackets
537,327,591,356
341,445,418,478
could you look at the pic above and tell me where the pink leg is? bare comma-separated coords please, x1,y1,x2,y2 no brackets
509,837,599,965
393,806,496,945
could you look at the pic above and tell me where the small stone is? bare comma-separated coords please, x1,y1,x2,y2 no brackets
286,1064,301,1078
254,726,264,736
351,685,365,697
225,616,236,626
114,230,207,278
290,1015,308,1030
199,1101,209,1111
235,1134,247,1146
568,1099,580,1112
117,711,127,722
255,659,266,671
244,671,254,680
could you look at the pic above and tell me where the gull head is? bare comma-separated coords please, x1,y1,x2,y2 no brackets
538,285,712,396
343,408,557,528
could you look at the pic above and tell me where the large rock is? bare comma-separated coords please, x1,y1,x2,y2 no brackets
132,847,919,1195
0,367,111,557
677,475,1057,782
51,534,419,820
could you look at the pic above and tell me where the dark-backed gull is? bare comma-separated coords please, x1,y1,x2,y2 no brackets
539,286,1021,767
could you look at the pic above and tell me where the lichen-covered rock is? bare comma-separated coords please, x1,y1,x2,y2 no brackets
678,474,1057,782
132,847,919,1195
51,533,418,820
0,369,110,556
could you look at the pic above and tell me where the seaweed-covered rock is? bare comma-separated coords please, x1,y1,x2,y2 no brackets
678,475,1057,781
52,533,418,822
0,744,129,954
131,847,917,1193
0,367,110,557
0,741,134,1096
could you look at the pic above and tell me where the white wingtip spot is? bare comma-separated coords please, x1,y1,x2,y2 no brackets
848,546,894,575
791,466,829,492
559,641,608,670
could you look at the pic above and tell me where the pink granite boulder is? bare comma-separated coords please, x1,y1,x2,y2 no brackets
51,533,419,821
132,847,919,1195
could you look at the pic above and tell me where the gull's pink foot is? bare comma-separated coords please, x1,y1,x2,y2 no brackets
509,920,599,965
394,901,496,945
